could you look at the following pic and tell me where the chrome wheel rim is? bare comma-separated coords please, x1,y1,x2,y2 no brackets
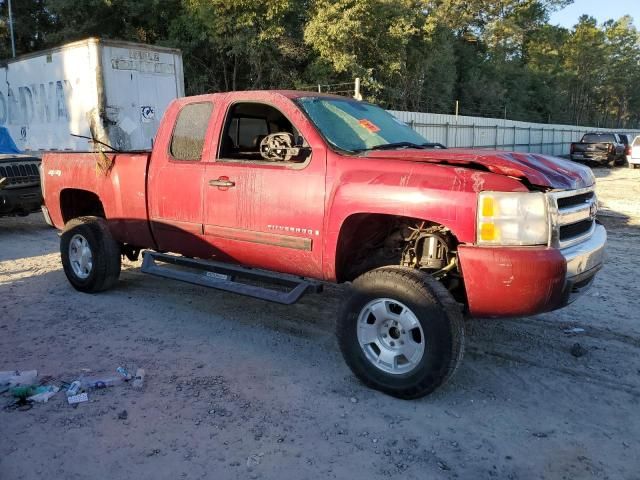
357,298,425,375
68,234,93,279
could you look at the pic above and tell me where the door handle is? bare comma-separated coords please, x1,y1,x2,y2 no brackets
209,177,235,188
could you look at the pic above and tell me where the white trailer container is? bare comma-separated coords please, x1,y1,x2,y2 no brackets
0,38,184,152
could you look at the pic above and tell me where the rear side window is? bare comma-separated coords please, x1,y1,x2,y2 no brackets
170,102,214,161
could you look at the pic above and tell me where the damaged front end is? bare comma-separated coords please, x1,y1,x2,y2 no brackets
458,185,606,318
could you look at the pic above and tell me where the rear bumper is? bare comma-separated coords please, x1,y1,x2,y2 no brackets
458,224,606,317
570,153,610,163
0,185,42,217
41,204,54,226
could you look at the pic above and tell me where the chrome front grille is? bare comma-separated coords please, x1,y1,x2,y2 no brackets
548,187,597,248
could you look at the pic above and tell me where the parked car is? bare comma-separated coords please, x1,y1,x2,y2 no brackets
618,133,633,165
41,91,606,399
570,132,625,166
629,135,640,169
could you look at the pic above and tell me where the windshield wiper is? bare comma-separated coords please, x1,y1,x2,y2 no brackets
354,142,447,152
370,142,427,150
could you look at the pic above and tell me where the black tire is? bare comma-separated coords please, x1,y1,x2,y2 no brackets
60,216,121,293
337,266,464,399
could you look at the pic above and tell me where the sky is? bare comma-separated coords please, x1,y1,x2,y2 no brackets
549,0,640,29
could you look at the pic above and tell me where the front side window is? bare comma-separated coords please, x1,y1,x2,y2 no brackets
219,102,310,163
170,102,214,161
297,97,432,152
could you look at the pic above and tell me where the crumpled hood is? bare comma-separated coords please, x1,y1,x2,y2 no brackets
361,148,595,190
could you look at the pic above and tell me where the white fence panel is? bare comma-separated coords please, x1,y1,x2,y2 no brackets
388,110,640,156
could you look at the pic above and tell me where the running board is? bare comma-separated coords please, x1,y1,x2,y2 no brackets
140,251,323,305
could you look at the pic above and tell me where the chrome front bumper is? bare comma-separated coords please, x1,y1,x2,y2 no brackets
560,223,606,302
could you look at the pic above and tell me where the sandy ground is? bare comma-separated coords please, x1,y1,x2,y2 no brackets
1,167,640,480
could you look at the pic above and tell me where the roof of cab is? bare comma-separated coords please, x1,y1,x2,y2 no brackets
177,90,355,103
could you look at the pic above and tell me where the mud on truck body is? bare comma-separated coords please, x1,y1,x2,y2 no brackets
41,91,606,398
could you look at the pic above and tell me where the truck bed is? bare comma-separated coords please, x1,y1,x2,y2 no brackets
42,152,155,248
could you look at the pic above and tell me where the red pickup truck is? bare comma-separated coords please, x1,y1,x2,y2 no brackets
41,91,606,398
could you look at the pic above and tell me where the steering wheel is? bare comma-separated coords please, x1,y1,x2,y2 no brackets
259,133,298,162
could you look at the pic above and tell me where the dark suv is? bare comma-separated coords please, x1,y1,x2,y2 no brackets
0,154,42,217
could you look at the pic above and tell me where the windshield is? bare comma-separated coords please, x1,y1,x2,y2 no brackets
297,97,431,152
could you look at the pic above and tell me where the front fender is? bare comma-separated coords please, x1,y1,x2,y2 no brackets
322,159,527,281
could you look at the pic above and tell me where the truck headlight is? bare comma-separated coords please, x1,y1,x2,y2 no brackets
477,191,549,246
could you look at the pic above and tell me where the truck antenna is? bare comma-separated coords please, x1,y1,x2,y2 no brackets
70,133,122,153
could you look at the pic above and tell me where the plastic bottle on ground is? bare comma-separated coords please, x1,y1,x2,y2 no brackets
132,368,145,389
28,386,60,403
82,376,126,389
0,370,38,386
116,367,132,380
66,380,82,397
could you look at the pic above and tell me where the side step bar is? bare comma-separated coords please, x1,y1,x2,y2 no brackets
140,251,323,305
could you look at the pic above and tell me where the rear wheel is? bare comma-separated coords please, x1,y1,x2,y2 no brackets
337,266,464,399
60,216,121,293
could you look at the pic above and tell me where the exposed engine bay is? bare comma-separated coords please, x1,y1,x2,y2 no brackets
341,216,461,294
400,222,457,279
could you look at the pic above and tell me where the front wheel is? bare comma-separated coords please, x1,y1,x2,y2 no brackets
337,267,464,399
60,216,121,293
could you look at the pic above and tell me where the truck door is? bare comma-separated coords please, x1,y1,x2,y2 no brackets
148,100,215,258
203,97,327,278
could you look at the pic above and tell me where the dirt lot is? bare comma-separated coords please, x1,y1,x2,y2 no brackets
1,167,639,480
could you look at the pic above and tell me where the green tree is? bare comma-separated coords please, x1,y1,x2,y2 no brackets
177,0,308,93
1,0,639,128
0,0,55,57
561,16,608,125
304,0,424,101
602,16,640,127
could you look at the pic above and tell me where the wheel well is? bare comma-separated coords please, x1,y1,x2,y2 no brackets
60,189,105,223
335,214,459,283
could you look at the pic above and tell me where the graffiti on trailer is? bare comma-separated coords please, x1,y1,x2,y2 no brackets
141,106,155,122
0,80,72,126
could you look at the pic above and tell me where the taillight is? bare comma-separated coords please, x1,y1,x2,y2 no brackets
625,145,631,155
608,144,614,153
570,144,575,154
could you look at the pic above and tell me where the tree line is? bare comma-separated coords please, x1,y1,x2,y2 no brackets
2,0,639,128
